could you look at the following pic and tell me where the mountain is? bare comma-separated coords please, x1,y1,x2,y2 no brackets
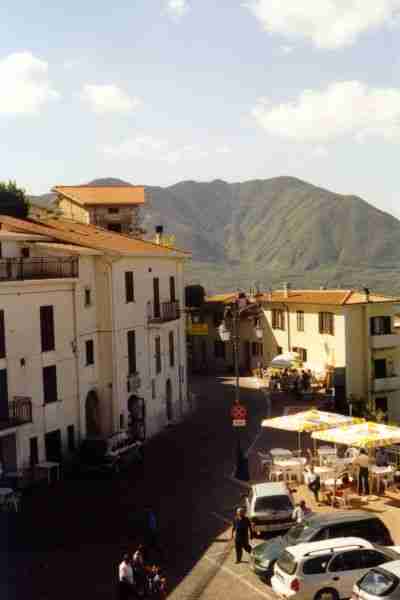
30,176,400,294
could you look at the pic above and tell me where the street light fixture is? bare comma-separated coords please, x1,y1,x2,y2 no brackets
254,320,263,339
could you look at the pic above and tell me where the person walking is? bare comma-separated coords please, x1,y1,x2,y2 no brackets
231,507,253,564
118,554,134,600
354,448,370,495
306,464,321,503
144,506,163,561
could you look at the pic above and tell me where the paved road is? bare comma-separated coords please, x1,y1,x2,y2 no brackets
11,376,277,600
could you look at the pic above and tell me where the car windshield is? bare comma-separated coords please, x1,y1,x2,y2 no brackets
285,521,316,544
277,550,297,575
254,495,292,512
358,569,398,597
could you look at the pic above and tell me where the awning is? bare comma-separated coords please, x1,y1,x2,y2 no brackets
311,421,400,449
262,409,363,433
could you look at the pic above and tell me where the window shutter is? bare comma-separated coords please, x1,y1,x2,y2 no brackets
127,330,136,374
0,310,5,359
40,306,55,352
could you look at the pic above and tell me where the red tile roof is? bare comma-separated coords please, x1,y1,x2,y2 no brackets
53,185,145,206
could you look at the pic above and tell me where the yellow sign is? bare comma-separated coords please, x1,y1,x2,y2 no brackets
188,323,209,336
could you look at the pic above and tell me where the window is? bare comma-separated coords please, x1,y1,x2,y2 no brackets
151,379,156,399
303,555,330,575
127,330,136,374
375,397,388,412
370,316,391,335
29,437,39,466
374,359,387,379
277,346,283,355
40,305,55,352
292,347,307,362
0,310,5,359
296,310,304,331
108,207,119,214
108,223,122,233
43,365,58,404
319,312,334,335
84,287,92,307
21,247,30,258
153,278,160,318
329,550,363,572
169,276,176,303
359,550,388,570
358,569,397,596
0,369,8,421
272,309,285,330
119,414,124,429
67,425,75,452
125,271,135,303
169,331,175,367
252,342,263,356
85,340,94,366
155,336,161,374
214,340,226,359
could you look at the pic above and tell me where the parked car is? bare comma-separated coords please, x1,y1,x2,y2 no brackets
271,537,400,600
72,432,144,476
353,561,400,600
251,511,393,581
245,482,295,535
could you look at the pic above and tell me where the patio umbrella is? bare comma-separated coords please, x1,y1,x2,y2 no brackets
270,352,302,370
311,421,400,449
262,409,363,452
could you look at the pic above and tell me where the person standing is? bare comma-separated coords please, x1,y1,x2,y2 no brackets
292,500,310,523
231,507,253,564
118,554,134,600
354,448,370,495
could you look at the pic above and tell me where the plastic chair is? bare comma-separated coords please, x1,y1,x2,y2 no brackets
269,466,284,482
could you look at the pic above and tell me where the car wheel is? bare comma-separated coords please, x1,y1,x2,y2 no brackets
314,589,339,600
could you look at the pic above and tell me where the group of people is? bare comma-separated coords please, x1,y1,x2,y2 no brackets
269,368,314,393
118,546,166,599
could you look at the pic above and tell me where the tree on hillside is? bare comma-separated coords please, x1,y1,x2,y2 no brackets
0,181,29,218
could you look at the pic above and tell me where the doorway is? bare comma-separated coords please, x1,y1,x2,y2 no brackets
45,430,62,462
108,223,122,233
85,390,100,437
128,395,146,441
0,434,17,471
166,379,173,422
374,359,387,379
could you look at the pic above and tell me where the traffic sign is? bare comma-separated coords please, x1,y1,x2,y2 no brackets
233,419,246,427
231,404,247,420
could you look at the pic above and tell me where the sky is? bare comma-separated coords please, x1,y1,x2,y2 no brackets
2,0,400,217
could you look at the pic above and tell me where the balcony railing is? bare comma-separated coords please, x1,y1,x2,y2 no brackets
373,376,400,392
371,334,400,349
0,397,33,431
147,301,180,323
0,257,78,281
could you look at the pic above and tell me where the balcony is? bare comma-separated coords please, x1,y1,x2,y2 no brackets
371,334,400,349
147,301,180,324
0,257,78,282
0,397,33,431
373,376,400,393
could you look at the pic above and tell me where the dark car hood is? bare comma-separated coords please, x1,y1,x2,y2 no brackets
252,536,287,561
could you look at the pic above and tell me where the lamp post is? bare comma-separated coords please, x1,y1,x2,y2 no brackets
218,297,263,480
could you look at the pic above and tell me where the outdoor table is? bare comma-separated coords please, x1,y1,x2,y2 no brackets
270,448,293,460
274,458,306,483
369,465,394,494
36,461,61,484
315,466,336,482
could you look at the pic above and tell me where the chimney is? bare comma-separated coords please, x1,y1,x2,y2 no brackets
284,282,290,298
155,225,163,245
364,287,370,303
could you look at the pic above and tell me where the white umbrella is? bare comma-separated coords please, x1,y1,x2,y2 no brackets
270,352,301,370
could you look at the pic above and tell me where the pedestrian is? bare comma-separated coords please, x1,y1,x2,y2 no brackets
144,506,163,561
376,447,389,467
118,554,134,600
354,448,370,495
292,500,310,524
132,545,146,597
306,464,321,503
231,507,253,564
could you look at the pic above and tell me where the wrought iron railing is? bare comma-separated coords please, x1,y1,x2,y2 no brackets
0,257,78,281
0,398,33,430
147,301,180,323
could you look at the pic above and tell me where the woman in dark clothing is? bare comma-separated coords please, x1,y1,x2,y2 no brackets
231,507,253,563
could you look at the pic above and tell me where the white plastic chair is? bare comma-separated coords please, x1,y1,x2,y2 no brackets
269,466,284,482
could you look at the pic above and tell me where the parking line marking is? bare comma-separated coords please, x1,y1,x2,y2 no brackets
210,511,232,525
204,555,276,599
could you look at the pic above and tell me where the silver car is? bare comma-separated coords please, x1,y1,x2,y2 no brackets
353,561,400,600
245,481,295,535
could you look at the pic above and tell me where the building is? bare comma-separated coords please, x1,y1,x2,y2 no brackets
51,185,146,235
0,215,190,472
188,293,265,375
259,286,400,419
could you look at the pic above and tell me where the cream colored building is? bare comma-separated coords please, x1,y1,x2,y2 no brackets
0,215,190,471
52,185,146,236
258,287,400,419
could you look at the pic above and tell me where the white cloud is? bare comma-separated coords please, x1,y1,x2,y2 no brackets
244,0,400,49
63,58,82,70
102,136,228,162
280,45,294,54
165,0,189,20
252,81,400,142
216,145,232,154
0,52,59,116
81,84,141,114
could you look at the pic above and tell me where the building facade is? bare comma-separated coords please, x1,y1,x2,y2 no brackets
0,216,190,471
52,185,146,236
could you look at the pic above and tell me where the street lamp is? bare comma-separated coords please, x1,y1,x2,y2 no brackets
254,320,263,340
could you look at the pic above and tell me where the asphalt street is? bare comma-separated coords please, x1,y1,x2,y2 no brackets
11,376,280,599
